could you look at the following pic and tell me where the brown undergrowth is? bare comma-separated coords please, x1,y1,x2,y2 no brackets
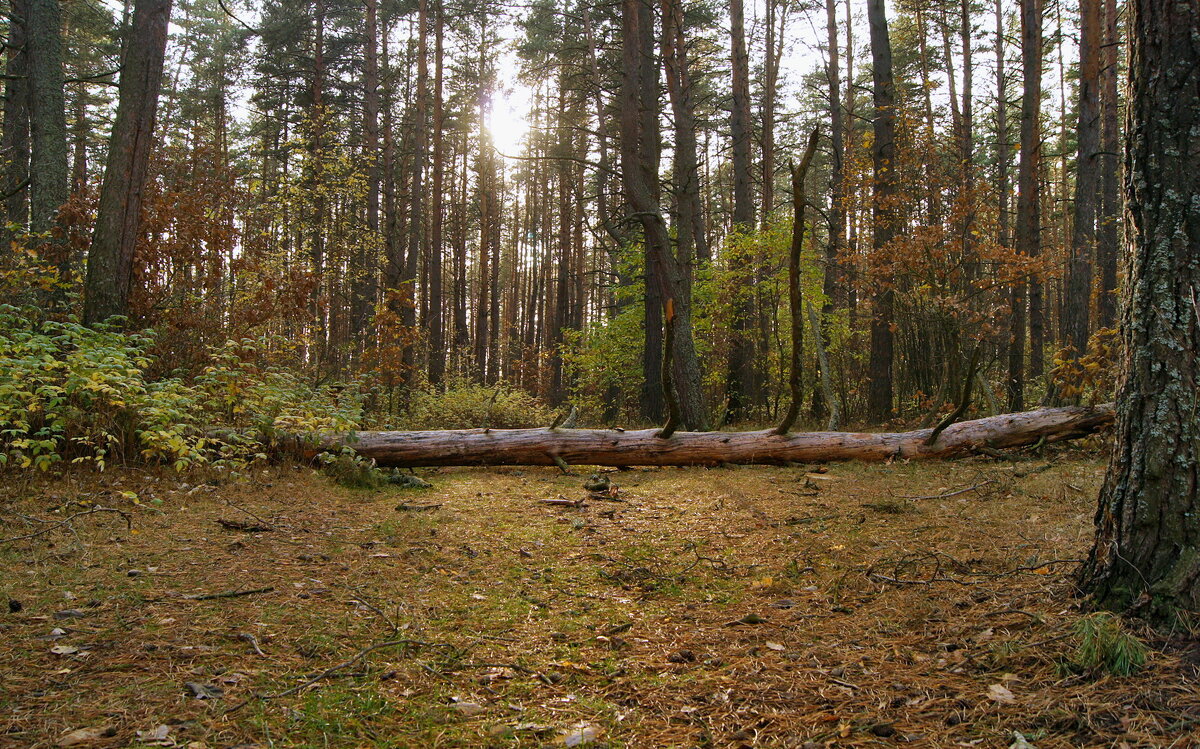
1,455,1197,748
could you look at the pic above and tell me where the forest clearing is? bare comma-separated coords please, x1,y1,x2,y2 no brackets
3,455,1198,748
3,0,1199,745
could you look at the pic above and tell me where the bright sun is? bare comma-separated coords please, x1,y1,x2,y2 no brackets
487,85,532,156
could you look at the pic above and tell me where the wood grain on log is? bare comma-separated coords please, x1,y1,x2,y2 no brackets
312,405,1113,468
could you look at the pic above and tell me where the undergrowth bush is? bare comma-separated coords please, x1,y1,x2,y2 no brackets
399,377,553,430
0,306,361,472
1073,611,1149,676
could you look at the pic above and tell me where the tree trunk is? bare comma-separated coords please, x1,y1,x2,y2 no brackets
82,0,172,325
813,0,843,421
1065,0,1101,359
866,0,897,423
318,405,1114,468
2,0,29,248
1095,0,1120,330
1079,0,1200,622
995,0,1010,251
427,0,446,385
26,0,69,294
761,0,782,222
353,0,381,361
307,0,328,363
403,0,429,384
620,0,707,431
662,0,706,289
725,0,756,422
1008,0,1042,410
776,129,820,435
959,0,975,279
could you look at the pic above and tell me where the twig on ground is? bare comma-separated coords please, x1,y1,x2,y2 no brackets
395,502,443,512
184,586,275,601
1013,462,1056,478
972,444,1044,461
897,480,994,500
2,506,132,544
239,632,267,656
540,497,585,507
221,499,276,529
217,518,274,532
342,585,400,635
225,638,457,713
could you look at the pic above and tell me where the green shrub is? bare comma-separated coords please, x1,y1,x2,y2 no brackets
318,449,385,489
398,377,553,430
0,308,361,472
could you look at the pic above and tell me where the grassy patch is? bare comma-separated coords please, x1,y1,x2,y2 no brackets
0,459,1193,747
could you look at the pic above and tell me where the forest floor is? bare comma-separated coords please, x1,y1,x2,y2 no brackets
2,453,1199,748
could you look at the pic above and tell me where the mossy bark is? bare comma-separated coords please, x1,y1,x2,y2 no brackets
1078,0,1200,622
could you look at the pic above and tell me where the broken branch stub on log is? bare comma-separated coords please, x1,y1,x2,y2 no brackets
310,405,1113,468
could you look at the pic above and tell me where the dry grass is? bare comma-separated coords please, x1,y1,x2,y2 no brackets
1,454,1198,748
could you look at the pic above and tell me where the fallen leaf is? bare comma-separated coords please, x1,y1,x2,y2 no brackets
561,723,603,746
765,641,785,651
184,682,224,700
136,725,172,744
987,683,1016,704
452,701,486,717
56,725,115,746
1009,730,1037,748
50,645,79,655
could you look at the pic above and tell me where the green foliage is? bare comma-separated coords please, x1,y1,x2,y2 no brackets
0,307,361,472
561,303,646,424
319,448,385,489
399,376,553,430
1073,612,1149,676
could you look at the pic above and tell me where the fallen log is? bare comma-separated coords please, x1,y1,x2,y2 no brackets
311,405,1113,468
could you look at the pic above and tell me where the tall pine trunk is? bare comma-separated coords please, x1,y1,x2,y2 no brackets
1078,0,1200,622
620,0,706,430
427,0,446,385
2,0,29,248
404,0,429,383
83,0,172,325
1007,0,1042,410
725,0,756,422
866,0,897,423
27,0,69,298
354,0,381,363
1065,0,1101,360
1095,0,1120,330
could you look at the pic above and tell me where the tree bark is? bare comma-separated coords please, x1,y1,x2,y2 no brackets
1095,0,1120,330
427,0,446,385
1065,0,1101,360
662,0,706,288
776,129,820,435
1007,0,1042,410
620,0,707,431
318,405,1114,468
26,0,67,235
404,0,429,383
82,0,172,325
353,0,381,361
725,0,756,422
813,0,843,422
1,0,29,247
995,0,1010,252
26,0,69,296
866,0,897,423
1078,0,1200,622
